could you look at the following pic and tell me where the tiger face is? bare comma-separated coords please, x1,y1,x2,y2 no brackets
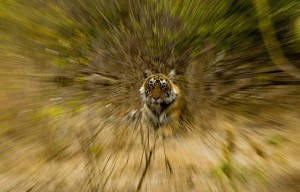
139,70,184,133
139,70,178,113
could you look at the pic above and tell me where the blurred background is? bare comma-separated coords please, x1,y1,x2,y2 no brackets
0,0,299,191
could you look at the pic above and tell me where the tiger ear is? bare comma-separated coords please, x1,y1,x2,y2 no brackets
143,69,152,78
168,69,176,81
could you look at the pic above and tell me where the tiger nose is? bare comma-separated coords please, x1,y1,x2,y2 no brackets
152,81,161,100
153,95,160,100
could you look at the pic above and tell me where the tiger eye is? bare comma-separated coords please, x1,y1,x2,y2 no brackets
148,78,155,88
161,82,167,88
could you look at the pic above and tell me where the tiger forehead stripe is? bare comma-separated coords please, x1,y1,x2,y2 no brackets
147,77,169,85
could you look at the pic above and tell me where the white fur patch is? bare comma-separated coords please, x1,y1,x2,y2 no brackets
139,86,147,101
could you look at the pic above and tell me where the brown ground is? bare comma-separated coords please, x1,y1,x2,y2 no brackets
0,103,299,192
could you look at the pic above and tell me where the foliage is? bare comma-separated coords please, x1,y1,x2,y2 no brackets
0,1,299,191
1,0,298,67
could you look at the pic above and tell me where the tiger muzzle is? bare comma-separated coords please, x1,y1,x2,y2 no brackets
150,82,163,101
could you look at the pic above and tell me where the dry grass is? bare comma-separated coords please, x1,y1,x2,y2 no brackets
0,93,299,191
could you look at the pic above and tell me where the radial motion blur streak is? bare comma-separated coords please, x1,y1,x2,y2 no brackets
0,0,299,191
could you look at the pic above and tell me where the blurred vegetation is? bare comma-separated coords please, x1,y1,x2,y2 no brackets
0,0,299,191
1,0,298,105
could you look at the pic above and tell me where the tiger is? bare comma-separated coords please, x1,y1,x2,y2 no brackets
139,69,185,138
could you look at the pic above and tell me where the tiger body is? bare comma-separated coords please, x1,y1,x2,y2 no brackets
139,70,185,137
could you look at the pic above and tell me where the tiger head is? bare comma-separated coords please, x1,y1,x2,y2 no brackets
139,69,179,109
